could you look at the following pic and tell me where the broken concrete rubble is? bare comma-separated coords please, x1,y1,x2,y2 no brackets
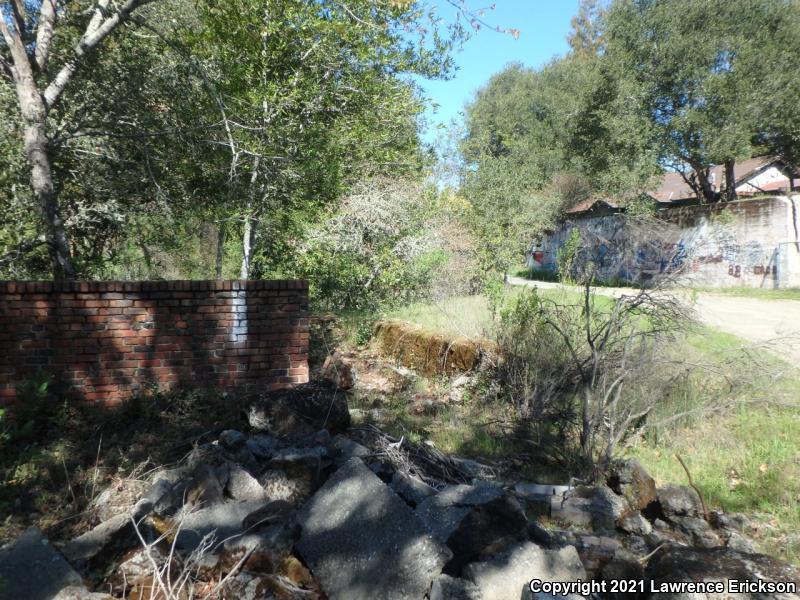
226,464,268,502
463,543,585,600
5,393,794,600
551,485,630,530
295,458,451,600
415,482,505,544
0,528,86,600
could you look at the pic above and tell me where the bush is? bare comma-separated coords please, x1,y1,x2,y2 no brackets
6,370,54,444
296,177,469,311
496,284,687,477
513,266,559,282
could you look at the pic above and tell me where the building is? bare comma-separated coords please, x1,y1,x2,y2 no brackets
526,158,800,289
650,156,797,206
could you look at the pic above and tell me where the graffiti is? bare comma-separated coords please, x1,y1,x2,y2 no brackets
527,197,794,287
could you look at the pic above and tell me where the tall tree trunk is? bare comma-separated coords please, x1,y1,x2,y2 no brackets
724,159,737,202
1,0,158,280
240,211,253,279
240,157,260,279
18,87,75,279
215,223,226,280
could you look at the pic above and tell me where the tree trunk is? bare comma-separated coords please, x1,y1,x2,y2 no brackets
215,223,226,280
240,209,253,279
688,159,717,203
724,159,737,202
21,101,75,280
240,158,260,279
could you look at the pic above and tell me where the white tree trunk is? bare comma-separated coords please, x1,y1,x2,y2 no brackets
240,158,260,279
0,0,157,279
11,56,75,279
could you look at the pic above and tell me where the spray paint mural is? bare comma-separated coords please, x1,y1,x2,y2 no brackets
526,195,800,288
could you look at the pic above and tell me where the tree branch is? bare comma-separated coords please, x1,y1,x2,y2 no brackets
0,236,47,269
43,0,159,110
34,0,59,72
0,5,33,83
10,0,27,42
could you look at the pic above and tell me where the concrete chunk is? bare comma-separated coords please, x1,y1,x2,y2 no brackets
62,513,131,567
415,482,504,543
174,500,268,550
464,543,586,600
295,458,451,600
0,527,85,600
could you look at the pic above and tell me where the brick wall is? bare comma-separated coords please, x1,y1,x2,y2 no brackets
0,280,309,406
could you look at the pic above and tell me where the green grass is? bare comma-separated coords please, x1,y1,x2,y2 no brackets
695,286,800,301
384,295,496,339
384,286,602,340
628,406,800,563
513,266,560,282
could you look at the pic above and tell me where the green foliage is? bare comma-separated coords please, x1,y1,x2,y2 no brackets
514,266,560,282
1,0,468,281
0,371,74,457
0,408,9,448
460,52,660,274
484,278,507,321
9,371,53,444
603,0,800,198
355,318,377,347
295,178,461,311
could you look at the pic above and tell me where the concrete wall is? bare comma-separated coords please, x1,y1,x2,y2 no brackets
527,195,800,288
0,280,309,406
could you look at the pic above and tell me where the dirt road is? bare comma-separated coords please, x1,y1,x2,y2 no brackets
507,276,800,366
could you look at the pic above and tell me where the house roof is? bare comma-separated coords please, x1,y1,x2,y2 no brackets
564,198,620,215
564,156,796,215
648,156,793,204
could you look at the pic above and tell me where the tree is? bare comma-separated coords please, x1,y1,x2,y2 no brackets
187,0,468,281
567,0,605,57
461,56,658,276
2,0,508,281
0,0,164,279
295,177,448,310
604,0,800,203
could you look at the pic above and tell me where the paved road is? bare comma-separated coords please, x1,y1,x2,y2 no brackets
507,276,800,366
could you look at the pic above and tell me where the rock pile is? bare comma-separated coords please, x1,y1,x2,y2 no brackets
1,398,798,600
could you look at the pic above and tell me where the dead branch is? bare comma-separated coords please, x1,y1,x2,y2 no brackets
675,453,709,521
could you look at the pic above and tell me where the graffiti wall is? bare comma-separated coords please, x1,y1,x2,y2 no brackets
526,195,800,288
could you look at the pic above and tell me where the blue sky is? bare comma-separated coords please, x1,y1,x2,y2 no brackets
415,0,579,142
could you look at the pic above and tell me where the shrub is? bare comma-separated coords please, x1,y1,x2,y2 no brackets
296,177,467,311
496,283,687,477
